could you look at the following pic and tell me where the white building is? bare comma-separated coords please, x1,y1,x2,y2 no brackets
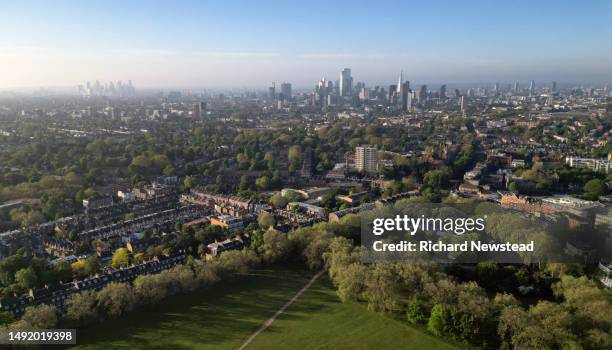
565,155,612,174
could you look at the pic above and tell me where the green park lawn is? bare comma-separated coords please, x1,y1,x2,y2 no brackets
69,266,460,350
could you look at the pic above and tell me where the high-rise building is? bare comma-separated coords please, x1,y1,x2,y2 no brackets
339,68,353,97
194,101,206,118
460,95,466,114
396,71,410,111
407,91,415,112
268,83,276,99
439,84,447,100
315,78,333,106
529,80,535,96
418,85,428,104
513,81,519,93
551,81,557,93
280,82,292,100
355,145,379,174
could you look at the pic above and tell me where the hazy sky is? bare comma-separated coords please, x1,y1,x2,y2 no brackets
1,0,612,88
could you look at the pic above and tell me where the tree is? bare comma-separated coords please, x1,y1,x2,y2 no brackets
65,291,98,326
255,176,271,190
261,230,292,263
288,145,302,164
133,275,168,305
269,193,288,208
427,304,452,336
14,267,38,290
218,250,259,274
406,299,429,324
238,175,251,191
0,311,14,326
183,175,197,190
583,178,606,199
83,255,100,275
96,282,135,318
424,168,450,190
508,181,519,193
111,248,130,268
257,212,275,229
21,304,58,329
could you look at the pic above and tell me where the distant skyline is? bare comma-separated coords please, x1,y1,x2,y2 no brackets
1,0,612,88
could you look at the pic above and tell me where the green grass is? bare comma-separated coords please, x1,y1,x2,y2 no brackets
246,275,460,350
69,266,460,350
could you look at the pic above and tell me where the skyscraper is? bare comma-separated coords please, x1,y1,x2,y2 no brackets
513,81,519,93
418,85,427,104
551,81,557,93
280,82,292,100
529,80,535,96
194,101,206,118
439,84,447,100
339,68,353,97
315,78,333,106
268,82,276,99
355,145,378,174
396,71,410,111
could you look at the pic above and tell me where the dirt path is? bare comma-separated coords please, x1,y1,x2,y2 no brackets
237,269,325,350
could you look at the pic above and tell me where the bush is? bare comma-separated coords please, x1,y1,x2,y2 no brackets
406,299,429,324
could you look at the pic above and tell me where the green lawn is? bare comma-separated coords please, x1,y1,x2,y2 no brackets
69,266,460,350
246,275,460,350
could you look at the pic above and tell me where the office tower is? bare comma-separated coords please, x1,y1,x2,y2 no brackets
513,81,519,92
439,84,447,100
395,71,410,111
396,71,404,94
388,85,397,103
355,145,379,174
280,82,292,100
460,95,466,114
493,83,499,96
315,78,333,106
399,81,410,111
529,80,535,96
194,101,206,118
359,87,369,101
268,83,276,99
418,85,427,103
339,68,353,97
552,81,557,93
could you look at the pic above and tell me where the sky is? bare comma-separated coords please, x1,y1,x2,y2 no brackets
1,0,611,89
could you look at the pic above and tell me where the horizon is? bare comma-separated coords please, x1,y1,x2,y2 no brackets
1,0,612,88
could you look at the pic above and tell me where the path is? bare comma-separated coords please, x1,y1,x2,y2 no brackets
237,269,325,350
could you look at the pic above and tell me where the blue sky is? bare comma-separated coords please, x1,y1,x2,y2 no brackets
1,0,611,88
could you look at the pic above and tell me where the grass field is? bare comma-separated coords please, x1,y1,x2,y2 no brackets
245,274,460,350
69,266,460,350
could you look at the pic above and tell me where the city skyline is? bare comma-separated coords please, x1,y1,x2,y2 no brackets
1,0,612,88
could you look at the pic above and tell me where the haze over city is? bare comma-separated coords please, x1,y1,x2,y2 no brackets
2,0,612,89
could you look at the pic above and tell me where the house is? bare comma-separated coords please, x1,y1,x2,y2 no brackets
286,202,327,219
209,215,243,233
0,253,186,317
82,195,113,210
336,191,372,206
206,237,247,259
125,236,161,253
329,203,376,222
